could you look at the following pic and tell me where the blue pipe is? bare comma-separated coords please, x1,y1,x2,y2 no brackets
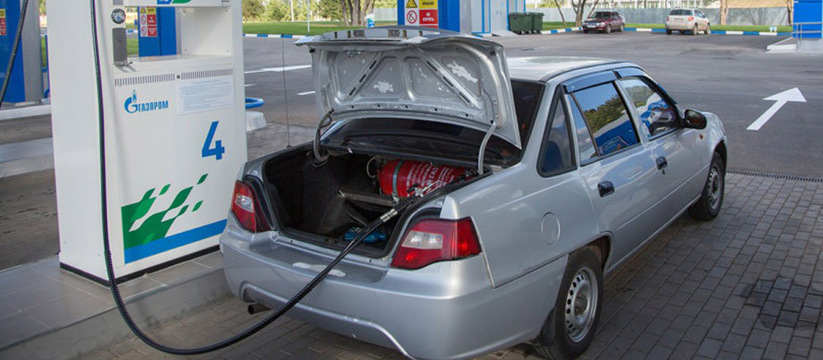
245,97,264,109
481,0,485,33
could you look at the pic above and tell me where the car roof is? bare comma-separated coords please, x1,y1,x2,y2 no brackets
507,56,631,82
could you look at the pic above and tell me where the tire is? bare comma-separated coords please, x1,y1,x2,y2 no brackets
689,152,725,220
705,24,711,35
583,30,589,34
605,25,611,34
534,246,603,360
666,29,672,35
692,25,698,35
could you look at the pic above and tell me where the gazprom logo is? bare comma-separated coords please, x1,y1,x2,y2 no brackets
124,90,169,114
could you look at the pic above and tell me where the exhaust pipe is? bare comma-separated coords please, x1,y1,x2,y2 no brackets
247,303,270,315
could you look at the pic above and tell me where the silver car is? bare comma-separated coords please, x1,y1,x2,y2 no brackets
666,8,711,35
220,28,727,359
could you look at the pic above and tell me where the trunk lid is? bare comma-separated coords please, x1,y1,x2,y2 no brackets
296,26,522,149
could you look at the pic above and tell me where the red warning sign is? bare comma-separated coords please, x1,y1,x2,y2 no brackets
420,9,438,28
406,10,418,24
139,7,158,38
0,9,6,36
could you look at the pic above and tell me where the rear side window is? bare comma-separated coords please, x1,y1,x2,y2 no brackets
539,92,574,176
570,96,596,162
511,80,543,147
619,77,678,137
571,83,639,157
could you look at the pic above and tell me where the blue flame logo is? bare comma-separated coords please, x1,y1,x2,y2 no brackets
124,90,169,114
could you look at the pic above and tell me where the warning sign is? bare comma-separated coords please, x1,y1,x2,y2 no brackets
406,0,417,9
139,7,158,38
0,9,6,36
420,9,438,28
406,10,419,25
420,0,437,9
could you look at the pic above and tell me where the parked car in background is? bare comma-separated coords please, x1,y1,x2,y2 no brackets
666,8,711,35
221,27,728,360
583,11,625,33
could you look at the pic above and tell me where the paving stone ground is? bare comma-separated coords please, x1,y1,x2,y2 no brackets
84,173,823,360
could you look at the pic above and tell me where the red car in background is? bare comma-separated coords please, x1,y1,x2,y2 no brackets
583,11,625,33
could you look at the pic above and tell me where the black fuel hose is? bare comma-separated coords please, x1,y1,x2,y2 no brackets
0,0,30,108
88,0,421,354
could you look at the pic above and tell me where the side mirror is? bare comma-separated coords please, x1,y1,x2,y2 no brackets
683,109,707,129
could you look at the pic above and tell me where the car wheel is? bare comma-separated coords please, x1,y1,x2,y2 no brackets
692,25,698,35
705,23,711,34
583,30,589,34
689,152,725,220
605,25,611,34
666,29,672,35
534,246,603,360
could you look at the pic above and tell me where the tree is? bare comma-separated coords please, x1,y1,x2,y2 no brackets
242,0,266,21
40,0,46,15
719,0,729,25
339,0,376,26
553,0,567,28
267,0,291,21
784,0,793,25
569,0,601,27
539,0,568,28
318,0,343,20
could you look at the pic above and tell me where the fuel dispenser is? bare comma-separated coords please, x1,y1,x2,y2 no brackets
48,0,247,284
48,1,430,354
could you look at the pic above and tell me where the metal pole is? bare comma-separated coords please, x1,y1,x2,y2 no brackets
306,0,310,33
291,0,294,22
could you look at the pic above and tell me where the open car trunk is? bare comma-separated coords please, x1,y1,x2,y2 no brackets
262,146,474,258
256,28,531,257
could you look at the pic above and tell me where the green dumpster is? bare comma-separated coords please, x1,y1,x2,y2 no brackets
508,12,530,34
528,12,544,34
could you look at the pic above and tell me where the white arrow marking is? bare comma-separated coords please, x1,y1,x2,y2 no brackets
244,84,256,87
244,64,311,74
297,91,315,96
747,88,806,131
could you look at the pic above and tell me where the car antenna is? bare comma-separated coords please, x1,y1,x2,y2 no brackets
281,37,292,148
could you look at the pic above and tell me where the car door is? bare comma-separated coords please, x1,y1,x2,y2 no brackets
565,73,660,263
616,71,706,225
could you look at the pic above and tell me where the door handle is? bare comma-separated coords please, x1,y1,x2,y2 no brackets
598,181,614,197
656,156,668,170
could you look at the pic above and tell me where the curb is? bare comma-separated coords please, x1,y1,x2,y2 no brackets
242,28,790,39
625,27,791,36
0,104,51,121
541,27,582,35
244,33,307,39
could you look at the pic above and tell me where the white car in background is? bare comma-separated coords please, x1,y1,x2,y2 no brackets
666,9,710,35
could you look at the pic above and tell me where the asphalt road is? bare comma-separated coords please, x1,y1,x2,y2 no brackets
243,32,823,178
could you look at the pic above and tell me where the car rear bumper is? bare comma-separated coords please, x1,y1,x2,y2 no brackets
666,22,696,31
583,24,608,31
219,217,567,360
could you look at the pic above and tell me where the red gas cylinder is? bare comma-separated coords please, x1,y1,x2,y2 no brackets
378,160,467,198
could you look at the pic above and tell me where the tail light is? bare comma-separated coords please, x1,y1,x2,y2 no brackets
667,16,670,22
391,218,481,270
231,181,269,233
688,16,694,21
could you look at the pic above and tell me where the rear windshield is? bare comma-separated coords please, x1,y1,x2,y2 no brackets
321,80,544,167
670,9,692,15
